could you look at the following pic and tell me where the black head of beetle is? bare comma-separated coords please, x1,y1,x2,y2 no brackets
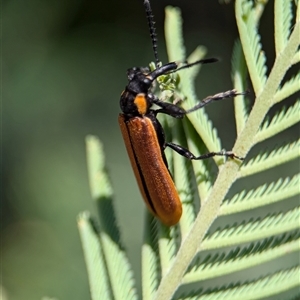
119,0,246,162
120,62,178,116
120,59,219,118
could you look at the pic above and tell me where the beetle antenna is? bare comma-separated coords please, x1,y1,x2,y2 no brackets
171,58,219,73
144,0,160,67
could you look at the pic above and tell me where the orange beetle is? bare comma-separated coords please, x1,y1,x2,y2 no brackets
119,0,245,226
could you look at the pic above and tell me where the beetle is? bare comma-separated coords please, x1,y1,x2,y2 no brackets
118,0,245,226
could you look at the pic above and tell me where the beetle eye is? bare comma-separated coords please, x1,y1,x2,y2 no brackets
143,77,152,87
127,68,138,81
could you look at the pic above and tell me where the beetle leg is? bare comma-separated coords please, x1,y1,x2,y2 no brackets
151,95,186,118
185,89,248,114
152,89,248,118
166,142,244,161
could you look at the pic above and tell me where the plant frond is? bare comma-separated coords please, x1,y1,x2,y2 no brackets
292,50,300,65
239,140,299,178
81,3,299,300
231,40,249,134
188,111,223,162
275,0,293,55
85,136,137,300
164,6,186,62
86,136,113,200
234,2,300,161
253,0,269,22
254,100,300,143
158,225,180,277
235,1,267,95
164,6,223,159
180,266,299,300
142,215,160,300
77,212,112,300
274,73,300,104
173,123,198,236
154,158,243,299
187,46,207,80
200,207,300,250
183,232,299,284
185,120,213,201
220,174,299,215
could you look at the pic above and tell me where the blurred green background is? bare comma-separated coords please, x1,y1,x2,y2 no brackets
2,0,298,299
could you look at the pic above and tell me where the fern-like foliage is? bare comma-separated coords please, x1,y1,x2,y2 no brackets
78,137,138,300
78,1,299,299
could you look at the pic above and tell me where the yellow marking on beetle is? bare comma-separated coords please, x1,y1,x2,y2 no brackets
134,93,147,115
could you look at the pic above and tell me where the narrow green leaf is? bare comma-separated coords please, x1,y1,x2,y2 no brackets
85,136,137,300
184,120,213,202
297,0,300,22
292,50,300,65
164,6,186,62
181,266,299,300
200,207,300,250
274,0,293,55
183,235,299,283
240,140,299,178
231,40,249,134
274,74,300,104
255,100,300,143
187,111,223,163
157,225,180,278
172,121,197,236
235,1,267,95
221,174,299,215
253,0,269,22
77,212,112,300
86,135,113,200
142,214,160,300
187,46,207,80
164,6,223,158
